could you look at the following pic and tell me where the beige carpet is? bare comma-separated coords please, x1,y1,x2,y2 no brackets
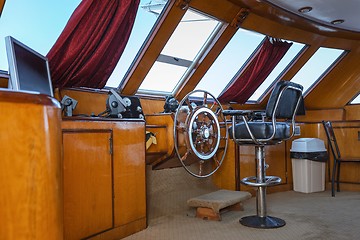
124,167,360,240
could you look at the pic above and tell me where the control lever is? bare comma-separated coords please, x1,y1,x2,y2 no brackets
106,89,129,118
61,95,78,117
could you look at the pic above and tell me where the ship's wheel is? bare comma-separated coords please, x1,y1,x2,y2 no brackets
174,90,228,178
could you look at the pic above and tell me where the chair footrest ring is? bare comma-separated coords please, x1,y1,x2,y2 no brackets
241,176,281,187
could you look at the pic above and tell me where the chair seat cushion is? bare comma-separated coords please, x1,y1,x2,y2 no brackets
229,121,290,142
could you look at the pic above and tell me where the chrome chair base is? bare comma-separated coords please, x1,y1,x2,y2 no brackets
239,145,286,229
240,215,286,229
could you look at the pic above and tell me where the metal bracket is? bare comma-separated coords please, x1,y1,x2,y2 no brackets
231,8,250,29
176,0,191,10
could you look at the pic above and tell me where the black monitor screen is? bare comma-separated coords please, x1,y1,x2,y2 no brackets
5,36,53,97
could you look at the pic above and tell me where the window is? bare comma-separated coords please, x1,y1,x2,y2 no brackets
194,28,265,97
350,93,360,104
106,0,169,87
290,47,345,94
138,9,222,95
248,41,306,102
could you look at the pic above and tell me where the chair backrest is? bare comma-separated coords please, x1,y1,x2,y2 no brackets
322,121,341,160
265,81,303,119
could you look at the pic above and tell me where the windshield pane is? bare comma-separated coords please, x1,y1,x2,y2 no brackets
291,47,345,94
106,0,168,87
139,61,187,93
194,28,265,97
138,9,220,94
248,41,306,102
350,93,360,104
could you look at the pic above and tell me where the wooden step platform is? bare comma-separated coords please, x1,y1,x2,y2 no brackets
187,190,251,221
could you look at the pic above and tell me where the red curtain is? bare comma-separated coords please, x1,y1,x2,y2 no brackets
47,0,140,89
218,37,292,103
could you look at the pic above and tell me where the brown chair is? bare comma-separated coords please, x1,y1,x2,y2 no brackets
322,121,360,197
223,81,304,229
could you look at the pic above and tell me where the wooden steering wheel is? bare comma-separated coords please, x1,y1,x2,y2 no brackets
174,90,228,178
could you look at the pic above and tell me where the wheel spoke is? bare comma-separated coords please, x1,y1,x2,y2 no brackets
185,98,193,111
213,154,220,166
176,125,186,132
199,160,204,176
221,136,228,140
209,102,216,112
203,92,208,106
214,106,221,116
180,150,190,162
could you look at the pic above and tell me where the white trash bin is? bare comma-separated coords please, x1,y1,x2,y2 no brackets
290,138,328,193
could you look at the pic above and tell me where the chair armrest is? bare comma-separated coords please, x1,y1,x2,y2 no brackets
223,110,253,116
223,110,265,121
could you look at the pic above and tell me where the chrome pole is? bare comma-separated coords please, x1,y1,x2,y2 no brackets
256,145,267,218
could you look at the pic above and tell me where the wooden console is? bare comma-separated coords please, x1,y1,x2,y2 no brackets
0,91,63,239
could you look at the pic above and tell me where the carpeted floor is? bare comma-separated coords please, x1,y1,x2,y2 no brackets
123,167,360,240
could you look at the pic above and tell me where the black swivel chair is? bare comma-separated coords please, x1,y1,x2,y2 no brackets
223,81,303,229
322,121,360,197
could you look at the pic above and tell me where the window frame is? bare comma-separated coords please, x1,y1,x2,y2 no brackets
291,47,348,97
136,8,225,96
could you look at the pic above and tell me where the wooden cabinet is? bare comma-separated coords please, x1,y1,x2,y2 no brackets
62,118,146,240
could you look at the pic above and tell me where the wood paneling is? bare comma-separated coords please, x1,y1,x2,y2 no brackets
0,91,63,240
296,109,345,122
332,122,360,184
344,105,360,121
213,141,237,190
140,98,165,114
238,143,287,193
57,88,109,116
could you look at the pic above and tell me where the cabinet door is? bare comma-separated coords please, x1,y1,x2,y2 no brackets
63,130,113,240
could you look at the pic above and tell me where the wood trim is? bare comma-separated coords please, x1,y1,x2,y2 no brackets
146,125,167,128
0,90,60,106
0,0,5,16
87,218,146,240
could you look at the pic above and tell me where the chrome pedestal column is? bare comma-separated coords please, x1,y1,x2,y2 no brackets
240,145,286,228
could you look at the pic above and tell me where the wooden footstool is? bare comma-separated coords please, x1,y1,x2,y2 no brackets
187,190,251,221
